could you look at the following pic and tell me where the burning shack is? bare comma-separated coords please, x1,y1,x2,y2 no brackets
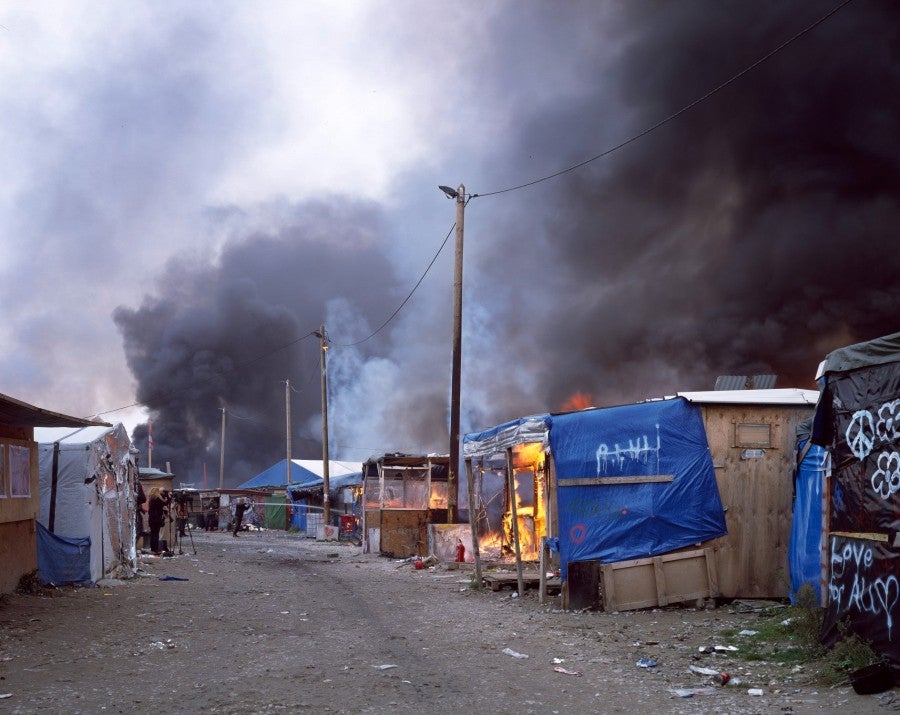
362,453,450,558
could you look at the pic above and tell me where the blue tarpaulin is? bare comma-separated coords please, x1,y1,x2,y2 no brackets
548,398,726,580
36,521,92,585
788,438,827,604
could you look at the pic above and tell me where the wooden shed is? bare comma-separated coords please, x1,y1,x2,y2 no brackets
0,393,104,594
362,453,450,558
677,389,819,599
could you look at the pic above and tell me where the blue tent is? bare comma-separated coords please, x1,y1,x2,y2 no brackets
238,459,323,490
549,397,727,580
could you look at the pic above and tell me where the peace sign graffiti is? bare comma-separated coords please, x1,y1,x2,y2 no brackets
846,410,876,461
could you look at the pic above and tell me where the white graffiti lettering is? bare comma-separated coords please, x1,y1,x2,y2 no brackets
828,537,898,638
871,451,900,500
595,424,661,475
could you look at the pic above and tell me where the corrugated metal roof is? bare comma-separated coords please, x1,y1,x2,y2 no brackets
673,388,819,405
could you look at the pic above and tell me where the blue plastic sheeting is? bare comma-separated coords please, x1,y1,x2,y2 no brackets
36,521,92,585
788,439,826,604
549,398,726,580
463,414,551,458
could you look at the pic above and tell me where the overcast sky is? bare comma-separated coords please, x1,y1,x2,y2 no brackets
2,1,897,485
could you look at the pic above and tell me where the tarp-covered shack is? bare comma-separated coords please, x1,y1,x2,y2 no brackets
35,424,138,585
812,331,900,670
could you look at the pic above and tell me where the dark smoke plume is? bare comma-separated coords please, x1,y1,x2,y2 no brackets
114,198,400,485
464,1,899,416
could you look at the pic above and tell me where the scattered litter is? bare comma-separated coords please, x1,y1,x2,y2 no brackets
709,672,730,686
0,694,11,700
747,688,765,696
374,664,397,670
689,665,720,676
552,657,565,664
502,648,529,659
738,629,758,636
554,666,582,676
714,645,738,652
280,611,290,615
158,576,189,581
671,687,718,698
636,658,658,668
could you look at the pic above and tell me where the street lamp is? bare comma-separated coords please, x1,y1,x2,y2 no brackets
440,183,465,523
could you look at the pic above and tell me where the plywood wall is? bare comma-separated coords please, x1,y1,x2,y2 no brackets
702,404,813,598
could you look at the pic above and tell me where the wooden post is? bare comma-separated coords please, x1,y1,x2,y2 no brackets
506,447,525,598
465,457,483,587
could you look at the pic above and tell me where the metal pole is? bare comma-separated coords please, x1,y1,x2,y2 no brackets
285,379,292,485
448,184,465,523
218,408,226,490
318,325,331,526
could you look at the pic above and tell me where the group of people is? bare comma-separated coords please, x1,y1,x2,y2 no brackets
134,480,253,552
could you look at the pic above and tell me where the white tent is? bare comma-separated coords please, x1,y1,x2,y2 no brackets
35,423,138,583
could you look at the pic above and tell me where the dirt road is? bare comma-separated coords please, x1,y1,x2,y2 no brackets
0,530,894,714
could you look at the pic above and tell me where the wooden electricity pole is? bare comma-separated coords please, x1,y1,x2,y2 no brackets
285,379,292,485
218,408,226,490
316,325,331,526
448,183,465,524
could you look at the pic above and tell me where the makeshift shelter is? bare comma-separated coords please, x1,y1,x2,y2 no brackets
238,459,360,533
0,392,102,594
464,388,817,609
811,331,900,670
363,453,450,557
35,423,139,585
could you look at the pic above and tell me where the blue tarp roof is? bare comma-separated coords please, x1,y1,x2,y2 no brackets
463,414,551,458
548,397,727,579
238,459,363,491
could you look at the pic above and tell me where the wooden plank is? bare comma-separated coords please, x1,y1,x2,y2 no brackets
705,548,720,598
558,475,674,487
653,557,668,607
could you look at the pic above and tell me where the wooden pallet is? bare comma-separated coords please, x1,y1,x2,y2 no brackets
483,571,561,594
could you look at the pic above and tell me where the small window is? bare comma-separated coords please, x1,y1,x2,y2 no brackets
735,423,772,448
9,444,31,497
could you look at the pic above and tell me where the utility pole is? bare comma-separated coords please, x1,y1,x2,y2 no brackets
442,183,465,524
315,325,331,526
218,407,226,490
285,379,292,485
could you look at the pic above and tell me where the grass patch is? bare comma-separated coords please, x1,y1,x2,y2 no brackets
717,584,881,685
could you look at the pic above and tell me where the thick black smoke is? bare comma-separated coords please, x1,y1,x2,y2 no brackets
114,198,400,485
114,2,899,484
465,1,899,414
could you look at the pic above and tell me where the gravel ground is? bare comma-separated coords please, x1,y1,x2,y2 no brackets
0,529,896,714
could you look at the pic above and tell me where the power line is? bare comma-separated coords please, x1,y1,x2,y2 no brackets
474,0,854,199
330,216,460,347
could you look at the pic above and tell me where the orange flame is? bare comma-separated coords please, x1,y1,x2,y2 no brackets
560,391,592,412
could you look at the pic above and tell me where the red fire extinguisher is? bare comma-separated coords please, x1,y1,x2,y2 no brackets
455,540,466,563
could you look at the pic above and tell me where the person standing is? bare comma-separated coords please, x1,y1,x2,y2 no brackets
175,497,189,538
233,498,248,537
135,480,147,551
147,487,170,554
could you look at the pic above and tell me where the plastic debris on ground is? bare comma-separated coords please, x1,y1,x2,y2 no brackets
553,666,582,676
636,658,658,668
502,648,529,659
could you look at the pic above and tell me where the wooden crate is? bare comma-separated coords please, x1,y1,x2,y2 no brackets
599,547,719,612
